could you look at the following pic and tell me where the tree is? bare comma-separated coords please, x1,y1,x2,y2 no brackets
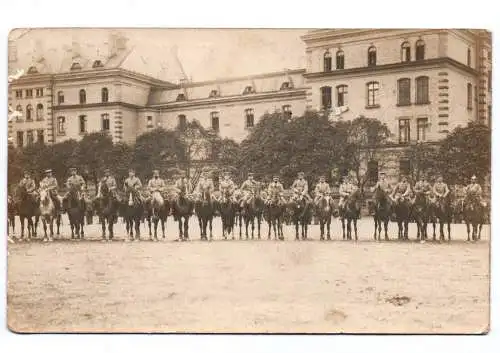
75,132,114,185
403,142,440,182
338,116,391,192
436,122,491,185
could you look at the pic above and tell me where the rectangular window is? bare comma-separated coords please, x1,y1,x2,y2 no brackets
283,105,292,120
37,129,44,144
146,115,154,129
398,78,411,106
79,115,87,134
15,90,22,99
336,85,348,107
211,112,220,132
336,52,345,69
245,108,255,128
415,76,429,104
57,116,66,135
178,114,187,131
366,82,379,107
467,83,473,110
324,53,332,72
36,88,44,97
398,118,411,144
26,130,34,146
102,114,110,131
417,117,428,142
25,89,33,98
320,86,332,110
17,131,24,147
57,92,64,105
399,159,411,176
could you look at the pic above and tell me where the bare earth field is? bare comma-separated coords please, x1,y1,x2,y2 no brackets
7,217,490,334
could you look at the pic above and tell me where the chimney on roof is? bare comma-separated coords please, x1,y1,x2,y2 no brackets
108,32,128,58
71,40,81,59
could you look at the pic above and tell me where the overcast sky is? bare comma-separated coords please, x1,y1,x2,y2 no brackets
10,28,308,81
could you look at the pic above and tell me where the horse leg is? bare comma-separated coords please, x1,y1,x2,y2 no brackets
447,221,451,241
466,222,471,241
251,218,255,240
341,218,345,240
209,218,213,240
295,222,299,240
178,219,183,240
405,221,409,240
268,219,272,240
101,218,106,240
439,221,445,241
384,220,389,241
320,220,324,240
161,217,165,239
148,216,152,236
257,216,261,240
184,218,189,240
108,219,114,241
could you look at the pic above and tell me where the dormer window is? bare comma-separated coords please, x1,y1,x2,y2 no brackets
92,60,104,68
209,89,219,98
242,86,255,95
280,81,292,90
70,62,82,71
176,93,187,102
27,66,38,74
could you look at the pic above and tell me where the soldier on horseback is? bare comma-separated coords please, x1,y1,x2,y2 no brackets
391,175,411,203
219,171,237,202
19,170,37,196
196,169,215,204
267,175,285,205
413,174,432,203
240,173,259,207
433,175,450,201
339,175,358,209
174,170,190,199
124,168,143,203
65,167,86,200
148,170,166,195
465,175,485,207
291,172,312,202
313,175,331,206
39,169,60,211
97,169,118,199
371,172,392,194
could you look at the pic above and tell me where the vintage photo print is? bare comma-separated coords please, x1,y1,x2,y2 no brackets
6,28,491,333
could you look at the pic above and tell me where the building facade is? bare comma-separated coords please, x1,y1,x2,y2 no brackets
8,29,492,180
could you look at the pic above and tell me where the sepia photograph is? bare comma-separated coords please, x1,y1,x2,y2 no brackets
6,27,491,334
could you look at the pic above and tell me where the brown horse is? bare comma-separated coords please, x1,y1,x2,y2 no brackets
172,192,194,241
314,195,335,240
288,194,313,240
339,190,362,241
371,187,392,241
15,185,39,241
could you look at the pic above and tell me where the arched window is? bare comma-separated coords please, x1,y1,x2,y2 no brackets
280,81,292,90
415,40,425,61
368,46,377,66
79,89,86,104
36,103,43,120
71,62,82,71
324,51,332,72
79,115,87,134
467,48,472,67
242,86,255,95
336,85,348,107
467,83,473,110
210,112,220,132
245,109,255,128
178,114,187,130
415,76,429,104
209,89,219,98
320,86,332,110
401,41,411,62
57,91,64,105
101,87,109,103
92,60,104,68
27,66,38,74
176,93,187,102
101,113,110,131
26,104,33,121
16,105,22,113
397,78,411,106
57,116,66,135
366,81,379,107
336,50,345,69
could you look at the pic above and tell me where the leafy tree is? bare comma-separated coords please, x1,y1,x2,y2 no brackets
403,142,440,182
75,132,114,185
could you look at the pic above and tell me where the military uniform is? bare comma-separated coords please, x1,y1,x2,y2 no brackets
465,182,484,206
66,174,86,198
339,181,357,208
124,176,142,190
267,180,285,204
291,178,311,201
197,177,215,202
414,180,432,197
314,181,331,204
148,177,166,193
240,178,258,206
174,177,190,195
19,176,36,194
98,175,118,198
40,175,60,208
392,181,411,201
371,179,392,194
433,181,450,199
219,178,237,200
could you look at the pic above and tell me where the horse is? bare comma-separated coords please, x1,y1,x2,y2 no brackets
314,194,335,241
241,190,266,240
288,194,313,240
195,190,216,241
38,189,60,241
63,188,86,240
339,190,361,241
8,195,17,235
433,193,454,242
411,191,430,242
171,192,194,241
463,195,483,242
393,194,411,241
371,187,392,241
15,185,39,241
217,191,237,240
96,184,119,241
123,188,146,241
265,194,285,241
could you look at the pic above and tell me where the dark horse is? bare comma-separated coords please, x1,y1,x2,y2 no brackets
463,195,483,242
172,193,194,241
217,192,238,240
123,189,145,241
289,194,313,240
371,187,391,241
433,193,454,241
62,188,86,239
15,185,39,241
195,191,216,241
241,190,265,240
411,191,430,242
339,190,361,241
96,184,119,241
393,195,411,240
8,195,17,235
265,195,285,241
314,195,335,241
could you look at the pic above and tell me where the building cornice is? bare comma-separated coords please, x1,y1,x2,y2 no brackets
52,101,144,111
303,57,477,80
144,89,307,111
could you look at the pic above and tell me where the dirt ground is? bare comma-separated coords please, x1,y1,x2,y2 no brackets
7,217,490,333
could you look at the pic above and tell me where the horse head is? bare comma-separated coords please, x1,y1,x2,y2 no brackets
39,189,51,206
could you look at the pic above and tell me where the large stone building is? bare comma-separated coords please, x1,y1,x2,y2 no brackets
8,29,492,179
